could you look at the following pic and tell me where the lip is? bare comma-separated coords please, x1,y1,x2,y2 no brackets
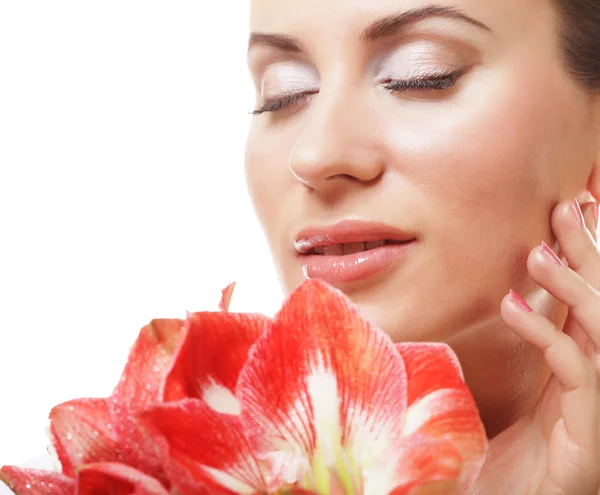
295,220,418,284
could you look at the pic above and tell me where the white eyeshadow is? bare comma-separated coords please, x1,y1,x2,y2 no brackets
261,62,320,97
375,41,460,80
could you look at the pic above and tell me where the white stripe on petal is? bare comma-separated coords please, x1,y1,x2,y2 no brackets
202,378,241,415
307,353,342,464
202,465,257,494
403,388,457,435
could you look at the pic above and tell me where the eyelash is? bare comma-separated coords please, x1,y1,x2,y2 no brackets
251,91,318,115
252,70,463,115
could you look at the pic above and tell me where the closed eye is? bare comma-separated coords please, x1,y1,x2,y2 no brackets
250,70,463,115
382,69,464,93
251,90,318,115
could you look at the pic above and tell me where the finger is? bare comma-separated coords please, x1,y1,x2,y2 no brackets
527,240,600,354
582,201,599,244
537,418,600,495
501,291,599,450
551,199,599,289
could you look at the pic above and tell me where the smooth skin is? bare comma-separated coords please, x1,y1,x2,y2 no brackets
245,0,600,493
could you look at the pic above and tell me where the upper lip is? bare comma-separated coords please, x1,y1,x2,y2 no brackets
294,219,417,255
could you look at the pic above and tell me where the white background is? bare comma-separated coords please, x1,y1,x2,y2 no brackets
0,1,284,466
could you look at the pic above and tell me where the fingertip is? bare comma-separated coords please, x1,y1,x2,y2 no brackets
508,289,534,313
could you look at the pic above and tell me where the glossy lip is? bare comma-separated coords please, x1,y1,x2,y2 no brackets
295,220,418,284
294,220,418,254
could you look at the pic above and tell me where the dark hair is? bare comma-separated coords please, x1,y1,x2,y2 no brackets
555,0,600,91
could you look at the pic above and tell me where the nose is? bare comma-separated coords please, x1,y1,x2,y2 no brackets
288,91,386,192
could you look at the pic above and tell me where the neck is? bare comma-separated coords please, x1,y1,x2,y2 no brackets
449,291,568,438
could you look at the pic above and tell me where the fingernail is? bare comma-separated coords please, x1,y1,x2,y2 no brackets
509,290,533,312
540,241,564,266
571,199,585,228
592,202,599,227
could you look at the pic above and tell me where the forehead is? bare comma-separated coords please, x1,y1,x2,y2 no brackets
249,0,547,41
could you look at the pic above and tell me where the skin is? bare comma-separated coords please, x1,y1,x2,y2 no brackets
245,0,600,493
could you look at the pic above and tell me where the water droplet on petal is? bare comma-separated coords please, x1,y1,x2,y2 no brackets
66,433,73,440
152,365,160,373
25,484,30,489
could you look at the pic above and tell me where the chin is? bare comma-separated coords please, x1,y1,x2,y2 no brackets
280,270,437,343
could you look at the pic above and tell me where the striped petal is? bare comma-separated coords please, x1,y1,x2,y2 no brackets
140,398,268,494
109,318,186,484
48,398,118,477
236,280,408,494
396,343,465,406
113,318,185,407
48,318,186,484
397,343,488,492
382,435,463,495
48,397,168,486
0,466,75,495
77,463,170,495
160,311,269,414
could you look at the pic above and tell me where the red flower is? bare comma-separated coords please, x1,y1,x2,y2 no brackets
142,280,488,494
0,318,187,494
1,280,488,495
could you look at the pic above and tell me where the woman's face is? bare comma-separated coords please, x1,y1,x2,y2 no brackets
244,0,599,343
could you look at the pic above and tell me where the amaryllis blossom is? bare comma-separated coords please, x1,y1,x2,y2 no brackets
1,280,487,495
0,317,187,494
141,280,488,495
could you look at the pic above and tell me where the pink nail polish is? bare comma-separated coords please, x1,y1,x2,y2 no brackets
540,241,564,266
509,290,533,312
571,199,585,228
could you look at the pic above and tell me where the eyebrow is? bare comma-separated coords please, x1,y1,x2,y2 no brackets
248,33,303,53
248,5,491,53
361,5,492,41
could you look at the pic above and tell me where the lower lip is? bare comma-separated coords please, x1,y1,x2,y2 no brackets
301,241,416,284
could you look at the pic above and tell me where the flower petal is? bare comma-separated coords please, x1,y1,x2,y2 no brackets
49,398,118,477
49,321,185,483
140,398,268,494
77,463,171,495
105,404,169,486
395,343,465,406
219,283,236,312
236,280,408,492
48,397,168,486
396,343,487,493
381,435,463,495
0,466,75,495
108,318,186,485
113,318,186,407
160,312,269,414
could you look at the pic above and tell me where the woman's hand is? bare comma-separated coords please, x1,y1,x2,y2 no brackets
473,198,600,495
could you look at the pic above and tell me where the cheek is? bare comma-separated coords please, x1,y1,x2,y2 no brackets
385,69,560,205
244,123,293,241
245,124,271,222
383,65,568,245
376,69,569,328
